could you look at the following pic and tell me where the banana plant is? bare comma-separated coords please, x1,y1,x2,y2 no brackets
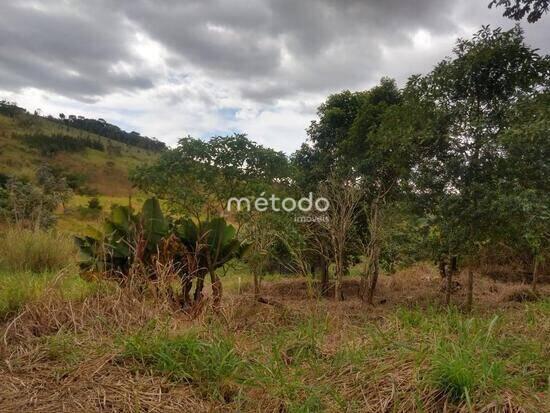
75,197,169,275
176,217,249,307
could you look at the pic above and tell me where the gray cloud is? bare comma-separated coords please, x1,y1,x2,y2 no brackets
1,0,549,152
0,2,153,101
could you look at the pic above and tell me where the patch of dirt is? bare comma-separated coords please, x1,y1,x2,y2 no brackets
258,263,550,312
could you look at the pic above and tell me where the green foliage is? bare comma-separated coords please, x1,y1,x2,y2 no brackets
177,216,249,271
0,165,72,229
428,316,507,402
19,132,104,155
75,197,169,274
408,26,550,263
0,99,26,118
489,0,550,22
56,113,166,151
131,134,290,217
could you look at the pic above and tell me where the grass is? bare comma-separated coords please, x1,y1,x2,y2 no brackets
427,315,507,402
122,327,243,400
0,226,77,272
0,269,106,319
0,264,548,411
0,112,157,197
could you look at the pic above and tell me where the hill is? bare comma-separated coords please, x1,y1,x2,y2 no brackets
0,105,159,197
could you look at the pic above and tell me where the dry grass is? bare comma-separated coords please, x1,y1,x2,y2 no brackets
0,227,78,273
0,265,548,412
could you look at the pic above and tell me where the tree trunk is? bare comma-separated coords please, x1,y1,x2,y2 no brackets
181,274,193,307
320,261,329,296
211,270,223,310
193,272,206,302
445,267,453,306
438,259,447,278
466,269,474,312
366,245,380,305
253,271,260,299
532,258,539,295
445,256,457,306
334,253,344,301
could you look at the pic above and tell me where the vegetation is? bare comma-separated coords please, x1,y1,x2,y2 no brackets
0,227,76,273
489,0,550,22
0,22,548,413
19,132,104,155
54,113,166,152
0,105,158,197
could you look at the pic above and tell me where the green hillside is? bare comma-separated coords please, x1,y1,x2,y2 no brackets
0,111,157,197
0,108,161,233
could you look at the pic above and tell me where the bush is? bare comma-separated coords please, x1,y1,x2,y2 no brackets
87,197,102,210
0,227,77,272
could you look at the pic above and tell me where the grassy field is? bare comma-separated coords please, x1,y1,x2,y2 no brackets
0,252,548,412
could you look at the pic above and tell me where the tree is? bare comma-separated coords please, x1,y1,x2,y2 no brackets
1,166,73,229
132,134,290,219
409,26,550,310
489,0,549,22
492,93,550,293
176,217,249,310
294,90,369,191
76,198,169,276
317,176,362,300
345,78,436,304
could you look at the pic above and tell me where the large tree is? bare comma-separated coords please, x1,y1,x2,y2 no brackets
132,133,290,219
409,26,550,309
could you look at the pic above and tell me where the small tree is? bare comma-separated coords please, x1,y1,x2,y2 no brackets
318,176,362,300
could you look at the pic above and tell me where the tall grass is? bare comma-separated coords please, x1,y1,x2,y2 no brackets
0,270,104,319
0,226,77,272
428,316,507,402
394,308,510,403
0,226,103,319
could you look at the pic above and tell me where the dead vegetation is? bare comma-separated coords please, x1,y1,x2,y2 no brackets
1,265,548,412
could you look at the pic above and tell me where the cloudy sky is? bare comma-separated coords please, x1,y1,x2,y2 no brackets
1,0,549,153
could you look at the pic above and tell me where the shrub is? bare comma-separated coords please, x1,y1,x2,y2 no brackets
0,227,77,272
87,197,102,210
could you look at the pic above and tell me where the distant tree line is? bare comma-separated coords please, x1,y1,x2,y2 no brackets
0,100,27,118
18,133,105,156
55,113,166,152
0,100,166,152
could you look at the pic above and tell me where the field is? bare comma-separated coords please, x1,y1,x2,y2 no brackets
0,259,548,412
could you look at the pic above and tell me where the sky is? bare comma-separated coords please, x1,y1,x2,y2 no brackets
1,0,549,154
